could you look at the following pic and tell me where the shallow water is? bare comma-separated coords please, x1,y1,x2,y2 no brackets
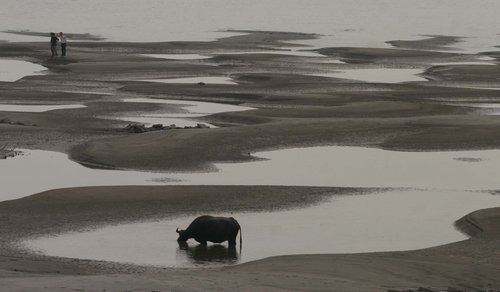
432,62,496,66
0,59,46,82
9,145,500,267
311,68,427,83
140,54,213,60
24,189,500,267
168,146,500,190
0,150,173,201
121,97,254,115
110,97,253,127
3,0,500,53
140,77,237,85
215,49,327,58
5,146,500,201
0,104,86,112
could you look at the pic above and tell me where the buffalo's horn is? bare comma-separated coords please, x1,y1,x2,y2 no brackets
176,228,181,233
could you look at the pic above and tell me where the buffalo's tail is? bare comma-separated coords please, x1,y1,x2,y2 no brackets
239,225,242,247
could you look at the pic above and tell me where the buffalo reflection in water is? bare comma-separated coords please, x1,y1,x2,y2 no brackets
177,241,240,265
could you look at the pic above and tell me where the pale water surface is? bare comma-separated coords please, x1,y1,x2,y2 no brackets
8,146,500,266
169,146,500,190
140,77,237,85
0,150,171,201
110,97,253,127
216,49,327,58
311,69,427,83
121,97,254,115
6,146,500,202
24,189,500,267
0,59,46,82
140,54,213,60
0,104,86,112
2,1,500,52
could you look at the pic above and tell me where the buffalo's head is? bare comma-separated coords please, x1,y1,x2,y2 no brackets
176,228,189,242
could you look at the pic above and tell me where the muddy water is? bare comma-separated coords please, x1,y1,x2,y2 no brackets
24,189,500,267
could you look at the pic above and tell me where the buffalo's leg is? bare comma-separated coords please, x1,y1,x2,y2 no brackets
228,233,238,246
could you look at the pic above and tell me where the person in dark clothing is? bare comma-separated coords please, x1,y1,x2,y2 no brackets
50,32,58,57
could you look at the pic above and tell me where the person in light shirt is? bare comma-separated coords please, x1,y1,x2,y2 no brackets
59,32,67,57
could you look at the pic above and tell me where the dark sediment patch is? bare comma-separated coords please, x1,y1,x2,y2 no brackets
423,64,500,82
387,35,464,51
316,46,468,64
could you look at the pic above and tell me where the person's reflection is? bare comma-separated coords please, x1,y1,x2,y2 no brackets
177,241,240,264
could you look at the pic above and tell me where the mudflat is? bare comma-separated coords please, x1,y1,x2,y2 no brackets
1,31,500,290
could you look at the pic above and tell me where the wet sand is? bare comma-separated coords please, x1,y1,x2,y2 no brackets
1,30,500,290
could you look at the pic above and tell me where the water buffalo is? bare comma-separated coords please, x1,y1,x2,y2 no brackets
176,215,242,246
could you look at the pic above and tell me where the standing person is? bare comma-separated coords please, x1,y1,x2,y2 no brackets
59,32,67,57
50,32,58,57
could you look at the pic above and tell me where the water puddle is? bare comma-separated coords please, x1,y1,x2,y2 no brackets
432,62,496,66
216,49,327,58
23,189,500,267
311,68,427,83
5,146,500,200
109,98,253,127
7,146,500,267
0,104,86,112
317,59,346,64
139,77,237,85
140,54,212,60
0,59,46,82
169,146,500,190
122,97,254,115
0,149,173,201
